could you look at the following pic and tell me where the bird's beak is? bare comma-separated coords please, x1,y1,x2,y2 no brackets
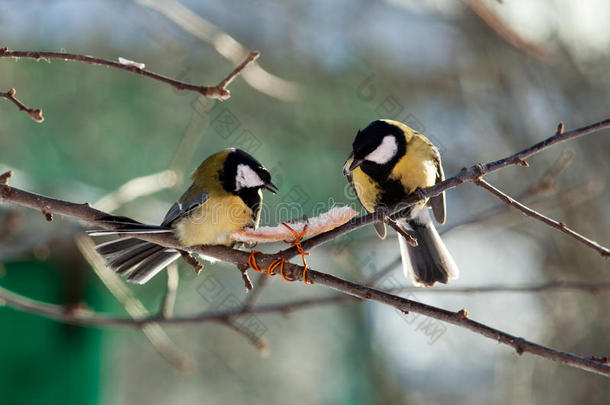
343,155,364,175
349,158,364,171
263,182,279,194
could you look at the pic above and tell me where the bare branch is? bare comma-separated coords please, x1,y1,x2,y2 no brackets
0,47,259,101
409,280,610,294
1,119,610,377
94,170,179,212
474,178,610,258
75,235,195,372
519,149,574,197
0,88,44,122
364,256,403,286
216,51,260,90
242,274,272,311
179,250,204,275
242,280,610,314
441,149,583,235
385,217,418,246
220,319,269,355
161,263,179,318
461,0,555,62
1,272,609,376
135,0,300,101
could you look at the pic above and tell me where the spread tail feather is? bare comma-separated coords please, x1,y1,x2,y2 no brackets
87,215,172,236
94,237,179,284
397,209,458,287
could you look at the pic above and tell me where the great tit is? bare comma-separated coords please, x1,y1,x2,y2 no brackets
89,148,278,284
343,119,458,286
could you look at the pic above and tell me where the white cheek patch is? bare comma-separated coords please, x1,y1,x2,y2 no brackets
365,135,398,164
235,164,265,191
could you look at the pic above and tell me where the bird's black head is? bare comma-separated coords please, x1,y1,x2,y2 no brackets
344,120,407,179
221,148,278,195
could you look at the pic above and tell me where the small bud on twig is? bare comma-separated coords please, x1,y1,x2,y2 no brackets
0,170,13,184
557,122,564,134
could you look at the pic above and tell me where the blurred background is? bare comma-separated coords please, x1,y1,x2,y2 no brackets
1,0,609,404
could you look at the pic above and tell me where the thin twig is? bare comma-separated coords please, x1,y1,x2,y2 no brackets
161,262,179,318
441,149,583,235
94,170,179,212
238,264,254,291
91,173,194,371
0,88,43,122
229,273,270,352
135,0,300,101
216,51,260,90
385,217,418,246
202,279,610,317
75,235,195,372
406,280,610,294
0,47,259,101
461,0,555,62
519,149,574,197
243,274,272,311
365,256,403,286
179,250,204,274
1,274,609,376
220,319,269,355
474,177,610,258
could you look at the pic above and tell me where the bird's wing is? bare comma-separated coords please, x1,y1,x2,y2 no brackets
428,149,446,225
161,184,210,226
343,153,386,239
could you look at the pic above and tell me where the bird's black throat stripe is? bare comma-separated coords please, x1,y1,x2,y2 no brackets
236,188,263,221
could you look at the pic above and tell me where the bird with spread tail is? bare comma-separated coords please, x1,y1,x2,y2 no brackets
343,119,458,286
89,148,277,284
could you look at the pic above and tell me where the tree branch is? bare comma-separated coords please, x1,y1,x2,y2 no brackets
135,0,300,101
0,47,259,101
1,274,609,376
75,235,195,372
474,177,609,257
94,169,179,213
1,119,610,377
161,263,179,318
461,0,555,62
0,88,44,122
440,149,582,235
220,319,269,355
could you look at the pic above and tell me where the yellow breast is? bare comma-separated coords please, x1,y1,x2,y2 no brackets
173,194,255,246
350,165,381,213
348,133,438,213
389,135,438,194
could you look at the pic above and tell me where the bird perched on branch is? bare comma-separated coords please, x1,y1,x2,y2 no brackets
343,119,458,286
88,148,278,284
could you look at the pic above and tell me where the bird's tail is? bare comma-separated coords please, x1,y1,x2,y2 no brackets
396,209,459,287
88,215,178,284
86,214,173,236
94,237,180,284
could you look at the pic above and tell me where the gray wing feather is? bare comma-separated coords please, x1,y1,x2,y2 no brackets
428,153,446,225
161,191,209,226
